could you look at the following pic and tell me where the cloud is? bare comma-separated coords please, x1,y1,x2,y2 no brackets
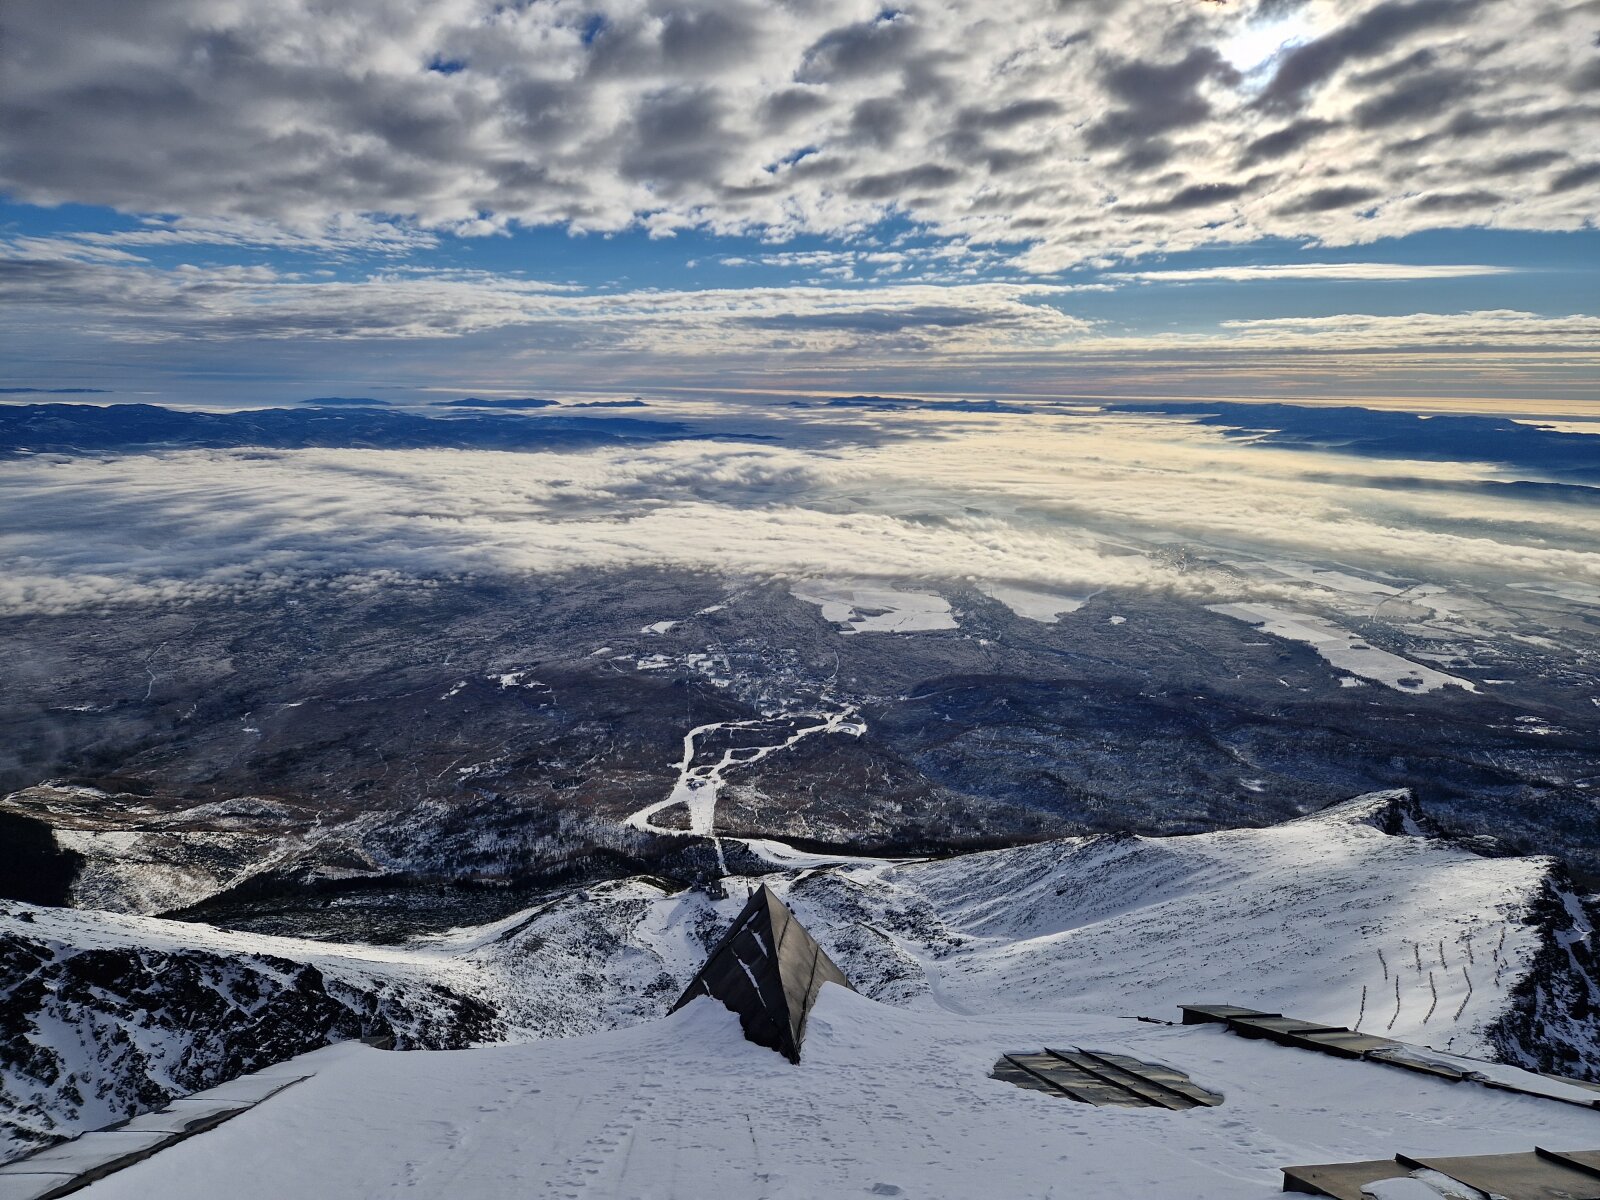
0,0,1594,267
1210,309,1600,349
1111,263,1515,282
0,244,1092,352
1273,185,1383,215
70,215,441,255
3,235,1590,404
1105,400,1600,481
0,439,1191,614
1,407,1595,620
1063,309,1600,360
7,231,1581,357
1256,0,1477,112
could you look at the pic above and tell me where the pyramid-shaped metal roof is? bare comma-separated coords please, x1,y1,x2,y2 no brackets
670,884,852,1062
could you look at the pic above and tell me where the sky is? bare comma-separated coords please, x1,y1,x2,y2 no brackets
0,0,1597,627
1,0,1597,413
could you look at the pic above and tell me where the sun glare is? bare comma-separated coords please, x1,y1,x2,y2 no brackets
1220,12,1316,72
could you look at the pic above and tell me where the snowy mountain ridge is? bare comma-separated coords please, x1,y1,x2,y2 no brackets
66,990,1600,1200
3,789,1598,1164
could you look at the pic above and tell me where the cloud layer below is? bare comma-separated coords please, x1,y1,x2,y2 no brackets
3,406,1596,617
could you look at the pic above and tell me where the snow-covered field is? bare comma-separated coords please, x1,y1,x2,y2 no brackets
977,581,1090,622
775,792,1557,1055
72,988,1600,1200
790,580,957,634
1208,602,1477,692
6,790,1594,1168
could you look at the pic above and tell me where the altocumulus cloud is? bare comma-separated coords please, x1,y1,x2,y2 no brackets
0,0,1596,266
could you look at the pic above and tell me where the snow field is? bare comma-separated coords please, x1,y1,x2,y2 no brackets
976,582,1090,623
6,791,1582,1162
1208,602,1478,692
75,988,1600,1200
789,580,957,634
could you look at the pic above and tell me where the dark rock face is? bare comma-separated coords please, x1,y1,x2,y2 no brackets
0,925,496,1161
1347,789,1440,838
1487,872,1600,1081
0,812,82,906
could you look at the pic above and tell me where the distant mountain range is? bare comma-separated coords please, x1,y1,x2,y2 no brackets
1108,401,1600,484
0,402,691,456
431,397,557,409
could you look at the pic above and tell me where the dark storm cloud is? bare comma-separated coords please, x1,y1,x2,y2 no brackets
1353,69,1478,129
848,98,908,150
1349,47,1438,88
796,12,921,83
1130,179,1258,214
759,87,831,132
1480,150,1567,176
1571,56,1600,93
1410,189,1502,211
618,89,735,190
1549,162,1600,192
955,98,1064,133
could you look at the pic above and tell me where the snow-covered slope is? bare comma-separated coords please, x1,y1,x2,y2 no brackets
70,990,1600,1200
794,790,1554,1047
0,910,497,1158
4,790,1598,1163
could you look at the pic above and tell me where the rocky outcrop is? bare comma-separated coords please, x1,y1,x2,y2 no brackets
1486,870,1600,1081
0,811,82,906
0,785,300,915
0,914,496,1162
1323,787,1441,838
